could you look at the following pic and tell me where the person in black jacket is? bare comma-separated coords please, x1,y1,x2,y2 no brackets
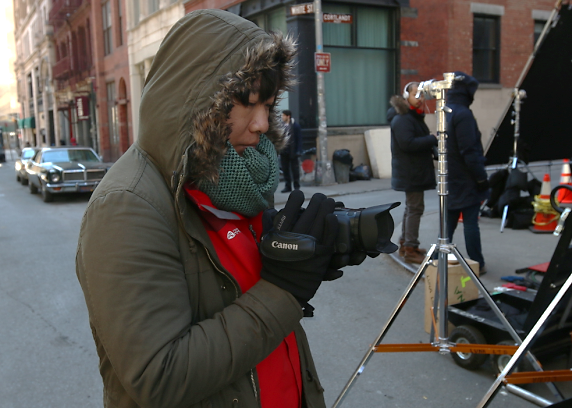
388,82,437,264
445,72,489,275
280,110,303,193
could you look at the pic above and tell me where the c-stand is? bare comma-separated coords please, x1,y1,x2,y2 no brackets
498,88,541,232
331,73,561,408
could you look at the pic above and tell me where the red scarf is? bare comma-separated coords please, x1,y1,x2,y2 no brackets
184,185,302,408
409,104,424,115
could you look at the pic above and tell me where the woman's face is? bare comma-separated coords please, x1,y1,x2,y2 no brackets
227,92,275,156
407,84,424,109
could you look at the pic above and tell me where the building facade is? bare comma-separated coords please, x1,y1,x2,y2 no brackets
13,0,133,162
400,0,555,148
13,0,56,148
0,1,20,153
86,0,132,161
49,0,94,149
125,0,185,143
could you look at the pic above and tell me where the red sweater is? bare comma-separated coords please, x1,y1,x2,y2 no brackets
185,185,302,408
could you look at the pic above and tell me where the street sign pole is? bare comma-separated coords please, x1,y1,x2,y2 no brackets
313,0,336,185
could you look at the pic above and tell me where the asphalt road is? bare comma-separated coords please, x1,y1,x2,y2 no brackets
0,157,565,408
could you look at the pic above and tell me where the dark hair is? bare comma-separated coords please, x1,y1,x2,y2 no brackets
233,65,288,108
282,110,292,117
232,33,295,107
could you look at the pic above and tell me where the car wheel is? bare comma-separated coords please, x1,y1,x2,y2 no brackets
29,180,38,194
16,174,20,182
450,325,488,370
20,175,28,186
41,183,53,203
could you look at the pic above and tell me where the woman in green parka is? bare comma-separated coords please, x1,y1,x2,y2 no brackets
76,9,345,408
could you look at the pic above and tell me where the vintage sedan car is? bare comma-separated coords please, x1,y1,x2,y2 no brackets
15,147,39,185
26,146,113,202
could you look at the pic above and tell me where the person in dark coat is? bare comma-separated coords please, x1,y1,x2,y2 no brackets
280,109,303,193
445,71,489,274
388,82,437,264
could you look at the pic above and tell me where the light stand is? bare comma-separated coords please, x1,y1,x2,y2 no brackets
331,73,560,408
499,89,535,233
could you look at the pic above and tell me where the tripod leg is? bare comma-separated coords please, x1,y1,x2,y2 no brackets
475,272,572,408
452,247,564,401
500,204,509,233
331,244,437,408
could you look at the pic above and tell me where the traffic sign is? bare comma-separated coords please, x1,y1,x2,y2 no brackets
323,13,353,23
291,2,314,15
315,52,331,73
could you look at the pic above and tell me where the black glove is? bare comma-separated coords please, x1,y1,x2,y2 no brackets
260,190,339,308
476,179,490,192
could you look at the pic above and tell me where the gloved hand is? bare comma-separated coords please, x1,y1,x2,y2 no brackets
259,190,339,309
476,179,490,192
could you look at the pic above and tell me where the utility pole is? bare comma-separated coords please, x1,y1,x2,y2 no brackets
313,0,336,185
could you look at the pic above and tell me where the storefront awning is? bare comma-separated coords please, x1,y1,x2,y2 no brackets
18,117,36,129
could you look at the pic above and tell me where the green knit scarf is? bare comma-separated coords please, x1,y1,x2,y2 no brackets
199,134,279,217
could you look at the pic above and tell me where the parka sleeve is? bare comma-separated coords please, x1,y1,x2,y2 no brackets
76,190,303,408
392,116,436,153
452,109,488,182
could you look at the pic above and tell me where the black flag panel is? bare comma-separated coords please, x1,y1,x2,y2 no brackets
485,6,572,165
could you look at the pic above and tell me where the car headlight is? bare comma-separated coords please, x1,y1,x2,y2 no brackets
50,172,61,183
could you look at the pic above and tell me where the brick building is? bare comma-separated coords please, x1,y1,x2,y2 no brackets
50,0,94,148
43,0,132,161
90,0,132,161
399,0,555,147
13,0,55,148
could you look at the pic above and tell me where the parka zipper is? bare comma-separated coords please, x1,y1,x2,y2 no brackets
204,247,261,406
204,247,239,300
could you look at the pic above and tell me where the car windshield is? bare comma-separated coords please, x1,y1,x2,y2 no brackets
42,149,100,163
22,150,36,159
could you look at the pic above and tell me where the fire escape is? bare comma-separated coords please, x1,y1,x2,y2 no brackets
49,0,86,85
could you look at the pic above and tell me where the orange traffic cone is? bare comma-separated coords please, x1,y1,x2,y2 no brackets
530,174,559,233
557,159,572,204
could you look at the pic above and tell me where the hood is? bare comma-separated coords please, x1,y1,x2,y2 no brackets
389,95,410,118
137,10,296,190
446,71,479,106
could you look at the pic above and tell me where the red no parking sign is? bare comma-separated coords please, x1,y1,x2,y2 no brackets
315,52,331,73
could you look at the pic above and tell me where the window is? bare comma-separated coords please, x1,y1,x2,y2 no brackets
148,0,159,14
102,1,113,56
249,7,287,35
533,20,545,46
323,4,396,126
117,0,123,46
473,14,500,83
248,8,288,112
27,73,33,98
133,0,140,26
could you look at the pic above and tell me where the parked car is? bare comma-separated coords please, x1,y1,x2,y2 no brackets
15,147,39,185
26,146,113,202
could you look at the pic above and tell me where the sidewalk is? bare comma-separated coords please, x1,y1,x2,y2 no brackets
276,177,561,294
273,177,392,205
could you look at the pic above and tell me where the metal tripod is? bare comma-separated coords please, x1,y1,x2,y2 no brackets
332,73,561,408
499,88,538,233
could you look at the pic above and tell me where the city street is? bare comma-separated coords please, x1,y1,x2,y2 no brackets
0,155,569,407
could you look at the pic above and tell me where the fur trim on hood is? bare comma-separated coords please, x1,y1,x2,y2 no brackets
136,10,296,190
389,95,410,115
